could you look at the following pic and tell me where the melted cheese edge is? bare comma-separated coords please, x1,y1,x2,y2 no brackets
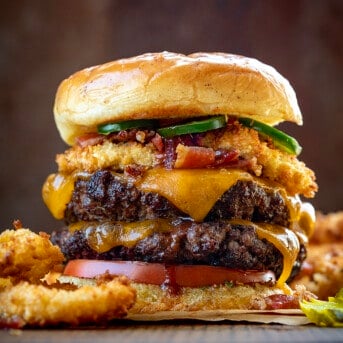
42,173,75,219
42,168,315,286
218,218,301,289
43,168,255,222
68,218,299,290
136,168,254,221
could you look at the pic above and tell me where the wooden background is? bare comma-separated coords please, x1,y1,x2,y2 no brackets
0,0,342,231
1,323,343,343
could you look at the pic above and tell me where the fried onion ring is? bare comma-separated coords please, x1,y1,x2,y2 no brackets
0,276,136,328
0,228,64,284
0,228,136,328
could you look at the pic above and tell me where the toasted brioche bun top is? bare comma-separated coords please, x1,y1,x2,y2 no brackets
54,52,302,145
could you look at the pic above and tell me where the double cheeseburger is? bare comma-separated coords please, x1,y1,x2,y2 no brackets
44,52,318,321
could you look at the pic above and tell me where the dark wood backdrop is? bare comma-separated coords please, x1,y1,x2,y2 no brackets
0,0,342,231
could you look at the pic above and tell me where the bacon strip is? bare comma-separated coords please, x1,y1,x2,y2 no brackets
174,144,215,168
265,294,300,310
76,133,105,148
76,129,251,171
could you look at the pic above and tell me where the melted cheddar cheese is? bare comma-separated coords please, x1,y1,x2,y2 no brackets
42,173,75,219
136,168,254,221
42,168,314,236
42,168,315,286
255,224,299,288
69,218,301,288
69,219,174,253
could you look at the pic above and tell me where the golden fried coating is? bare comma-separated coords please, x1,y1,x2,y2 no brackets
56,124,317,198
310,211,343,244
0,277,13,292
0,228,136,328
291,243,343,300
291,212,343,299
128,283,304,316
0,229,64,284
56,140,156,174
0,276,136,327
206,125,317,198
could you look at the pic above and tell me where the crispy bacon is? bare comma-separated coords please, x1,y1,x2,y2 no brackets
76,129,251,171
174,144,215,169
76,129,158,148
109,129,156,144
214,149,239,166
265,294,300,310
151,133,164,152
12,219,23,230
76,133,105,148
163,134,205,169
161,134,251,170
124,165,146,177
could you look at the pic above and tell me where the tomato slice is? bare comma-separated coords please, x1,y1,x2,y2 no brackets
63,260,276,287
173,265,275,287
63,260,166,285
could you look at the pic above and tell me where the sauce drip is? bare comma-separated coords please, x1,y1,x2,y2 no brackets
162,265,181,295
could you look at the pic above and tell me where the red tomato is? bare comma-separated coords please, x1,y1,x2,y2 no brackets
63,260,275,287
173,265,275,287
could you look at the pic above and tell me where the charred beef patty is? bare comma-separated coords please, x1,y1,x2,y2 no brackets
56,170,300,281
65,170,290,226
50,221,306,281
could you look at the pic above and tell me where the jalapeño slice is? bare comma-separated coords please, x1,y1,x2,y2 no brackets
157,116,227,138
98,119,158,135
238,117,302,155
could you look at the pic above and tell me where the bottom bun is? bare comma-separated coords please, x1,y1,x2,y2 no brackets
127,283,310,325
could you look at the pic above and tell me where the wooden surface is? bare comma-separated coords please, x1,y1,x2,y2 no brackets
1,322,342,343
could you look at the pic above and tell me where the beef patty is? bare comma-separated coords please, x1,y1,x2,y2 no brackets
65,170,290,226
55,170,301,281
50,220,305,281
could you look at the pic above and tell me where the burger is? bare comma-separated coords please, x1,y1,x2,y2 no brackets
43,52,318,322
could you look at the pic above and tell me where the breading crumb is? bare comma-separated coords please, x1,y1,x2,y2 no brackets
291,212,343,299
0,228,136,328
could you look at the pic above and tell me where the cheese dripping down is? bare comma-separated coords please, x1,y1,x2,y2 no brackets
68,218,300,288
42,168,315,286
43,168,313,225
